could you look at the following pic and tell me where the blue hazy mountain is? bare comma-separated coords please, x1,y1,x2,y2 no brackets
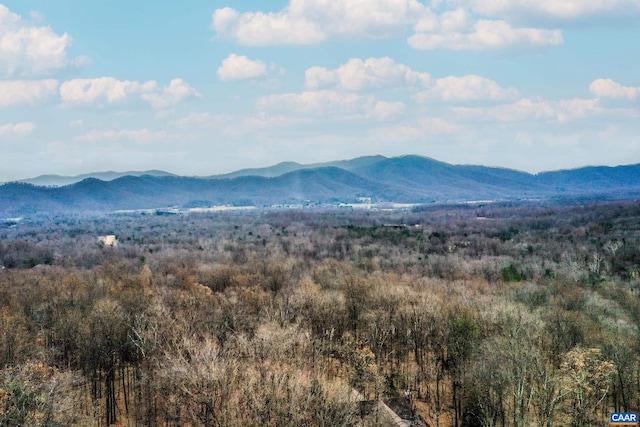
210,155,388,179
15,170,176,187
1,155,638,216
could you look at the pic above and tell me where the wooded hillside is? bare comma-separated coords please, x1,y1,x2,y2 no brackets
1,199,639,426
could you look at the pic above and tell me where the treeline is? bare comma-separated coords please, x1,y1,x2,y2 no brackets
0,200,639,426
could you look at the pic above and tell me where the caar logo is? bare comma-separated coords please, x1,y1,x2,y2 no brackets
610,412,639,425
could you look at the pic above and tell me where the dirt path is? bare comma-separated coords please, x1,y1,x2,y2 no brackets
350,389,412,426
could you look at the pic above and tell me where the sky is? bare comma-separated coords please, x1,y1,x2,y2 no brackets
0,0,639,181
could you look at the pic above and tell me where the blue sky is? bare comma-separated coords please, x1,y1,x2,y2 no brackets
0,0,639,181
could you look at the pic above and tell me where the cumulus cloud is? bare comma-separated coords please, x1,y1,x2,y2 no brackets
0,4,85,76
141,79,201,109
0,121,36,137
589,78,640,101
212,0,429,45
60,77,157,106
60,77,199,109
217,54,267,81
212,6,325,45
74,129,168,143
454,98,600,122
258,89,409,122
409,18,563,51
415,74,519,102
304,57,516,104
0,79,58,106
414,8,472,33
305,57,431,91
259,58,522,122
212,1,563,52
371,101,406,120
454,0,640,21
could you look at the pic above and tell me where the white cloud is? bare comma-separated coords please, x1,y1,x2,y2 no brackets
305,57,432,90
371,101,406,120
258,89,409,122
217,54,267,81
589,78,640,101
414,8,472,32
60,77,199,109
304,58,516,104
0,4,85,76
257,90,374,116
456,0,640,21
60,77,157,106
0,121,36,137
212,0,428,45
212,2,563,52
141,78,201,109
212,6,325,46
415,74,519,102
409,19,563,51
212,7,240,35
454,97,600,122
0,79,58,106
74,129,168,143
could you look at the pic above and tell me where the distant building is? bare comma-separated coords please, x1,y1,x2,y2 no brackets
98,235,118,247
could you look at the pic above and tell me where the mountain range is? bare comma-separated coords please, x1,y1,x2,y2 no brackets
1,155,639,217
15,170,176,187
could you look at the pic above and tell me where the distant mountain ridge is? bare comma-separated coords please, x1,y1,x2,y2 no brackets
15,170,176,187
209,155,387,179
1,155,639,217
10,156,389,185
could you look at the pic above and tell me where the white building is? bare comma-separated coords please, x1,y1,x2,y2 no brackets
98,235,118,247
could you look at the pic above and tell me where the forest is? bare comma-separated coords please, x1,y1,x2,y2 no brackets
1,199,639,426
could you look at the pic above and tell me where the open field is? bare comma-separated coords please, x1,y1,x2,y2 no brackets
1,199,639,426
